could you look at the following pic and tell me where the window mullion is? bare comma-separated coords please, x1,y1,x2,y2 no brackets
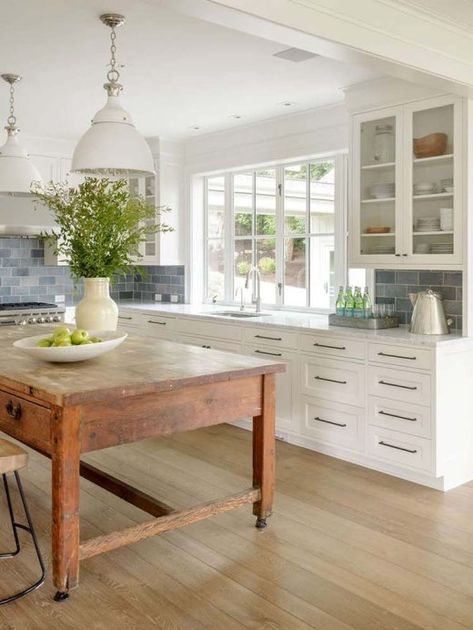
275,166,284,307
224,172,233,303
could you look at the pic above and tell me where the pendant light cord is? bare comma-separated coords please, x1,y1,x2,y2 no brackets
107,25,120,85
7,83,17,129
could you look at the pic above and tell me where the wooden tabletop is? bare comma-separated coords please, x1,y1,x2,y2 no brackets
0,326,285,406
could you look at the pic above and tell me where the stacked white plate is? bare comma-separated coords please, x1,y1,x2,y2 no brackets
440,207,453,231
413,182,436,196
431,242,453,254
370,245,395,255
415,217,440,232
369,182,395,199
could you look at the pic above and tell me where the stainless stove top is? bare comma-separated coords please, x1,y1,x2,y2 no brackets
0,302,65,326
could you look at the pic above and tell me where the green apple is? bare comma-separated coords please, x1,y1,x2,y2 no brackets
52,326,71,341
71,329,89,345
36,337,53,348
89,336,103,344
53,336,72,347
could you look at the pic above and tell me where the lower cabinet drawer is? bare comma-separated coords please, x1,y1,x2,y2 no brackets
367,366,430,406
301,356,365,407
368,343,432,371
142,314,177,339
0,390,51,452
301,397,364,451
368,397,431,439
300,333,366,361
367,427,433,473
179,334,240,353
177,317,241,342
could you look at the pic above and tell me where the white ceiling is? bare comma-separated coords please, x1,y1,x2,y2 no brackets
0,0,377,141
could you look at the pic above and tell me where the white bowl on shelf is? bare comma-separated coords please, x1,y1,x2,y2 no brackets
13,331,128,363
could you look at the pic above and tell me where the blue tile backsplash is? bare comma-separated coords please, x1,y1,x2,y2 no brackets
0,237,185,305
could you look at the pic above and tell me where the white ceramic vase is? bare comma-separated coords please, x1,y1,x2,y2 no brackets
75,278,118,332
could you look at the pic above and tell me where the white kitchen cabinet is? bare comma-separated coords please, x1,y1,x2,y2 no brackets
129,172,160,264
349,95,463,268
179,333,240,353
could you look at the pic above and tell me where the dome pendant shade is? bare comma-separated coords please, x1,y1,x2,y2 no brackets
71,94,154,177
0,131,43,197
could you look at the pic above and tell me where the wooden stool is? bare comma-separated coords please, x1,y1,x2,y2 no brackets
0,439,46,604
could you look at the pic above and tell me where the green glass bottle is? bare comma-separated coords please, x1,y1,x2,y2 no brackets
354,287,364,318
335,286,345,316
363,286,372,319
344,287,354,318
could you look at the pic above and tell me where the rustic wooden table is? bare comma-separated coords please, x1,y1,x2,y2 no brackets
0,327,284,600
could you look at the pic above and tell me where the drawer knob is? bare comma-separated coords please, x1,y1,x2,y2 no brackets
6,400,22,420
314,416,347,428
314,375,347,385
378,440,417,454
379,410,417,422
314,343,346,351
378,380,417,391
378,352,416,361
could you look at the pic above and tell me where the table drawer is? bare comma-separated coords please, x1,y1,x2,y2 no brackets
367,426,432,473
0,389,51,452
176,317,241,342
242,327,297,349
301,396,364,451
368,366,430,406
368,397,431,439
368,343,432,371
301,357,364,407
300,333,366,361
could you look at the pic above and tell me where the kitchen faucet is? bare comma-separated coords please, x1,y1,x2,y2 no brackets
235,287,245,311
245,266,262,313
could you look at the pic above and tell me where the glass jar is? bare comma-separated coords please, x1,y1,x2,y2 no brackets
373,124,394,163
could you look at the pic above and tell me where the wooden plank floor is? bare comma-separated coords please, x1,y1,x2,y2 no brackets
1,424,473,629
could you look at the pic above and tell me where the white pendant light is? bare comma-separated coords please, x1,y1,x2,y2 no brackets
0,74,43,197
71,13,154,177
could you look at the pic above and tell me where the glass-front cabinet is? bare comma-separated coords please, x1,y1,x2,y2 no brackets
349,96,462,267
129,172,159,264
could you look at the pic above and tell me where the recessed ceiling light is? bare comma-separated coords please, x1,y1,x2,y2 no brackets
279,101,297,107
273,47,319,63
190,125,201,130
230,114,243,119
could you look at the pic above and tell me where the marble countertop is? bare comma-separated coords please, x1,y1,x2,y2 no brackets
82,302,471,348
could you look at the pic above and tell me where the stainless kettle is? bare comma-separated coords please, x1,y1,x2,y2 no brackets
408,289,452,335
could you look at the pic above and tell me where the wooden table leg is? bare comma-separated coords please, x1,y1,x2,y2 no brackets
51,406,81,601
252,373,276,529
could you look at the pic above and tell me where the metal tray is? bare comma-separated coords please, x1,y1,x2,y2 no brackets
329,313,400,329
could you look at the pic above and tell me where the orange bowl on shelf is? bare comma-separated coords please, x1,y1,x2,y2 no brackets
413,133,447,158
365,226,391,234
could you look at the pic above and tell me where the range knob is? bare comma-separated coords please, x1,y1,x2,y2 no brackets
44,317,52,323
52,315,61,322
37,316,45,324
28,317,37,324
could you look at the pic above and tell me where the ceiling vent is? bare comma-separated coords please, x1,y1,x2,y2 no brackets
273,47,319,62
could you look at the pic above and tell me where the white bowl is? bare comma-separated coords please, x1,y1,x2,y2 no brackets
13,331,128,363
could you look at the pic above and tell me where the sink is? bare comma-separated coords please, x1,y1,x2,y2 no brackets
211,311,271,318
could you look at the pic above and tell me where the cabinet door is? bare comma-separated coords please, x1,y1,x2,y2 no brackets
403,96,462,265
349,106,403,266
129,173,160,265
242,344,296,432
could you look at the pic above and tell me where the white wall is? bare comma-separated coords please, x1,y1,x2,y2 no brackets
184,103,348,175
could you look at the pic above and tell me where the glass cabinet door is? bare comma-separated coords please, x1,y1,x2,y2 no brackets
352,108,402,263
405,97,461,263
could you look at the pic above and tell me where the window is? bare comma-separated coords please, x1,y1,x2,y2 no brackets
204,155,358,311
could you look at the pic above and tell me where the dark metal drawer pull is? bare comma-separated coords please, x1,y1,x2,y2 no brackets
378,440,417,454
118,315,133,320
378,352,416,361
314,376,347,385
255,334,282,341
255,349,282,357
6,401,21,420
314,343,346,350
314,416,347,428
379,410,417,422
378,380,417,391
148,320,166,325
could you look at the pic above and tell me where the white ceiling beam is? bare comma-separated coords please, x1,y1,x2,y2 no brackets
152,0,473,96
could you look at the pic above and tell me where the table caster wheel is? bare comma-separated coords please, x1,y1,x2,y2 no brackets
255,517,267,529
54,591,69,602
